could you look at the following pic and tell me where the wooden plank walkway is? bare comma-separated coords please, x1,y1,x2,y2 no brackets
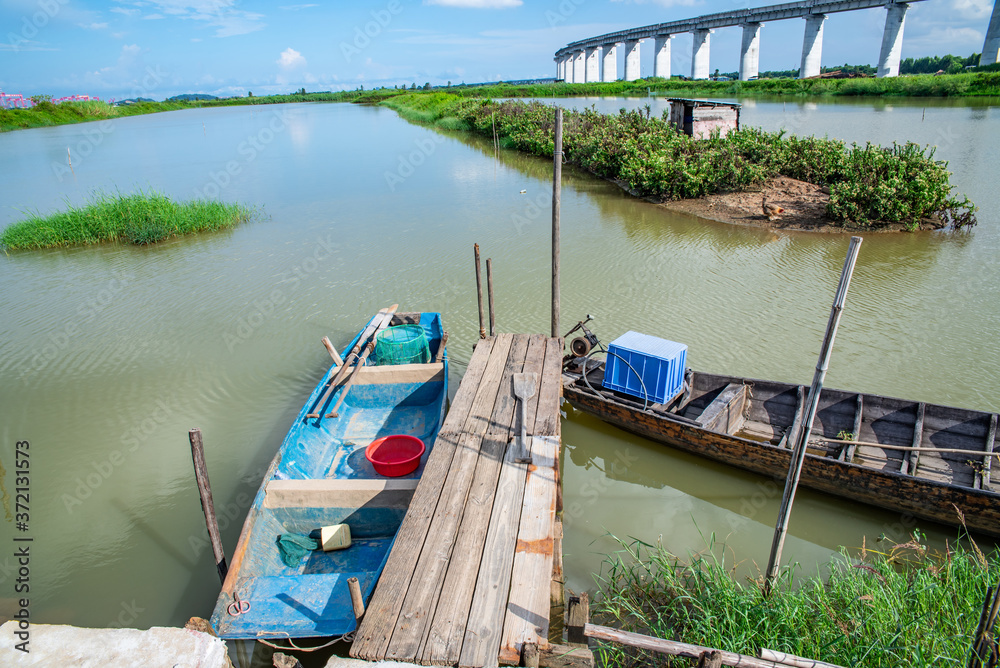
351,333,563,667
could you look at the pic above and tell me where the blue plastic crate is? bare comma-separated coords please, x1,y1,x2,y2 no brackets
604,332,687,405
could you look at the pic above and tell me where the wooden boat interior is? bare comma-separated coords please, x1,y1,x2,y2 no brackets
571,361,996,494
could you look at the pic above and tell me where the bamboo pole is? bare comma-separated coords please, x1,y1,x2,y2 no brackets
487,257,496,336
188,428,228,584
475,244,486,339
584,624,841,668
765,236,862,594
551,107,563,340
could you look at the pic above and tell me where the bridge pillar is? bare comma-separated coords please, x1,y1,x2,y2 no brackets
654,35,673,79
799,13,826,79
739,23,761,81
624,39,642,81
574,51,586,83
983,0,1000,65
877,3,908,77
691,29,711,80
602,43,618,81
586,47,601,83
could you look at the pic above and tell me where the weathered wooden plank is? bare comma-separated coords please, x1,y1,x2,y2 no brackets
902,403,925,476
453,441,530,667
538,643,594,668
696,383,748,434
498,435,559,665
351,336,502,661
843,394,863,463
384,334,517,662
534,338,564,438
422,336,535,665
549,518,564,645
978,414,997,490
779,386,806,449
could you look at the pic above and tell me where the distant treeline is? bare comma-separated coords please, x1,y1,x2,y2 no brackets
901,53,981,74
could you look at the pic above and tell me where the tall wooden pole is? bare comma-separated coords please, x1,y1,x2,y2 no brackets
764,236,862,594
474,243,486,339
551,108,563,339
188,428,228,584
487,258,496,336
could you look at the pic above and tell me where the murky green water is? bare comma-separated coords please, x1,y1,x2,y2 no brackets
0,97,997,633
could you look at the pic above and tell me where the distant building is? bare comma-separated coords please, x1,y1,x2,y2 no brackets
667,98,741,139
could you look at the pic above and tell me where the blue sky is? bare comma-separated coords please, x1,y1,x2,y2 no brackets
0,0,994,100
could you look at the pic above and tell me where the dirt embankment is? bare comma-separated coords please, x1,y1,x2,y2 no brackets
658,175,946,233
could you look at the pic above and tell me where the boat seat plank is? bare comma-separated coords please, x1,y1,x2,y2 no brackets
264,479,418,509
842,394,863,462
695,383,749,435
325,362,445,386
351,336,501,661
778,386,806,449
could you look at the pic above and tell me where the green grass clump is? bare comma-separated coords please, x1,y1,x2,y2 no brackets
381,93,976,230
594,534,996,668
1,191,253,250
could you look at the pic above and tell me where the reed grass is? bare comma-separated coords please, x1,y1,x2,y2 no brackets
1,191,253,250
594,533,996,668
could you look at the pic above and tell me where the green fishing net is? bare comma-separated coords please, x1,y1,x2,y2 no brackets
374,324,430,365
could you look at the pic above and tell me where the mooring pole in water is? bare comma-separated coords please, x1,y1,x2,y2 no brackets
487,258,496,336
764,236,862,595
551,107,563,340
475,243,486,339
188,428,228,584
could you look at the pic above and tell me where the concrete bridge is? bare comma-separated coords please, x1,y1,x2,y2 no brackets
983,0,1000,66
554,0,926,82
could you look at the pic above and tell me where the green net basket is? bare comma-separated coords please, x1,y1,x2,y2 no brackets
374,324,430,366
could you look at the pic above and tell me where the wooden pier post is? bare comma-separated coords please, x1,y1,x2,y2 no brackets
348,576,366,623
566,592,589,645
188,428,228,584
551,108,563,339
475,243,486,339
765,236,862,593
487,257,496,336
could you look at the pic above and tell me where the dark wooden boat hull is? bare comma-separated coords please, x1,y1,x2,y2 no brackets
563,369,1000,538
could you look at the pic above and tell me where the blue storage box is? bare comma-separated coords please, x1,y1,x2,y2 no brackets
604,332,687,405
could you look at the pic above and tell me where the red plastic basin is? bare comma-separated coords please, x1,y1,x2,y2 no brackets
365,435,426,477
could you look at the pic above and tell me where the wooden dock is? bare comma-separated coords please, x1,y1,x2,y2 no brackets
350,333,565,667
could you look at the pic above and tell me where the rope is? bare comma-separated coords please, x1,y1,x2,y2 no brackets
255,630,355,652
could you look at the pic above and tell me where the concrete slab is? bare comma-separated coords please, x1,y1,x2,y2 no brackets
0,621,232,667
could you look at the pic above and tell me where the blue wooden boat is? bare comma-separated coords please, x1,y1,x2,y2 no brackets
210,310,448,640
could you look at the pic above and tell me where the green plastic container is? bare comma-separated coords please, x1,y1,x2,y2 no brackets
374,325,430,366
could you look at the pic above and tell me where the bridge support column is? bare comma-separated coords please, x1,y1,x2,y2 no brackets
574,51,586,83
691,29,711,80
739,23,761,81
982,0,1000,65
624,39,642,81
586,47,601,83
877,3,908,77
654,35,673,79
799,13,826,79
602,43,618,81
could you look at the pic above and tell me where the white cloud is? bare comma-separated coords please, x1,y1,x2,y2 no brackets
951,0,992,20
111,7,140,16
425,0,522,7
136,1,265,37
279,4,319,9
144,13,165,20
277,47,306,69
905,25,985,52
82,22,109,30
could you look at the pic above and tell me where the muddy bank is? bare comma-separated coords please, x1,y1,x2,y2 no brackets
657,175,946,233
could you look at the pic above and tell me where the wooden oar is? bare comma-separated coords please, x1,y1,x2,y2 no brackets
305,305,397,418
326,313,396,418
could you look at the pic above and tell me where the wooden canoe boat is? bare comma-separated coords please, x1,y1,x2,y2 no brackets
563,357,1000,537
210,311,448,640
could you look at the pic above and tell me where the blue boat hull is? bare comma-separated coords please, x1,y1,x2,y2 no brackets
210,312,447,640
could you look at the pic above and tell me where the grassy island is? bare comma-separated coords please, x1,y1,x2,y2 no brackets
374,92,977,232
1,191,253,250
595,534,997,667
